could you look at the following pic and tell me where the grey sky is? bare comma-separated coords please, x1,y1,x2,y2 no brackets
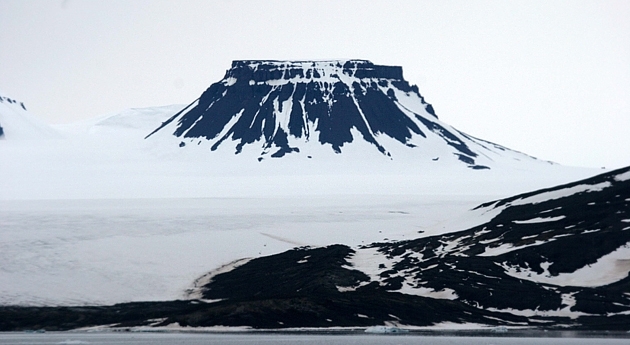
1,0,628,169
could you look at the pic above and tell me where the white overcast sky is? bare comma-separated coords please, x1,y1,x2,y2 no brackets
1,0,629,169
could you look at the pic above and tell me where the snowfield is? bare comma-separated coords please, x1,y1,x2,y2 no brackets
0,195,497,306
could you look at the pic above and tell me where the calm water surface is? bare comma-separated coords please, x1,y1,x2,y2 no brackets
0,333,629,345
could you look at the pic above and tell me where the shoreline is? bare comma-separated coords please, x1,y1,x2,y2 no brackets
13,328,625,339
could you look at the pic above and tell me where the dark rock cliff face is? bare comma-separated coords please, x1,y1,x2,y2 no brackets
146,60,499,167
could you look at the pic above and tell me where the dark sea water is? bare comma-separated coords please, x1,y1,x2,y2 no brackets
1,333,629,345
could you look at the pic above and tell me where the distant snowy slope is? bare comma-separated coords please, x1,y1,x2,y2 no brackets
0,91,58,140
54,104,186,137
51,104,186,149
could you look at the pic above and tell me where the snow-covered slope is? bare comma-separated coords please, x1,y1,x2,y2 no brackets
54,104,186,138
0,91,58,140
146,60,550,170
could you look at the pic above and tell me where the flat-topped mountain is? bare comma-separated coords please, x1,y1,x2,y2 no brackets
146,60,547,169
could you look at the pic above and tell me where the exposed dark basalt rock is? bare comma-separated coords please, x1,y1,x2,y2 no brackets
145,60,499,166
201,245,368,300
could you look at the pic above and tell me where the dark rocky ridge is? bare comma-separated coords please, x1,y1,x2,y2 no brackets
188,166,630,329
145,60,510,168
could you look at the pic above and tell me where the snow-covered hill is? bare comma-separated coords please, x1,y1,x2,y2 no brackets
0,91,58,140
53,104,186,138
